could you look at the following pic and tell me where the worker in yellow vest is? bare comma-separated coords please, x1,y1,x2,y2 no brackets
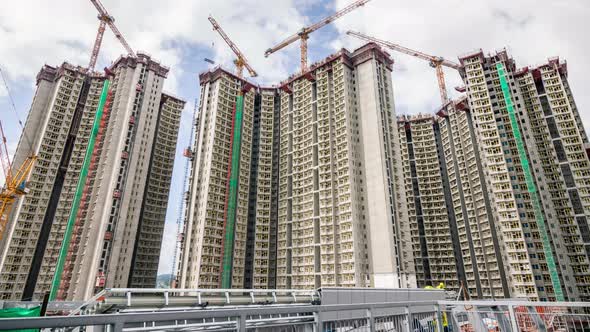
424,283,449,332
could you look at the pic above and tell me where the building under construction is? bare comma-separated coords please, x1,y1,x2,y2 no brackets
179,43,416,290
397,114,462,293
398,102,510,299
2,0,590,304
457,50,590,301
394,50,590,301
437,101,509,299
179,42,590,300
0,53,185,301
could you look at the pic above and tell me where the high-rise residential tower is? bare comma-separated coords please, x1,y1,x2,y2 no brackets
459,49,590,301
397,98,519,299
513,57,590,301
397,114,462,292
0,53,184,301
179,43,416,290
437,101,510,299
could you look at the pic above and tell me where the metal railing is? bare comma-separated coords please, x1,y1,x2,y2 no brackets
68,288,321,316
1,296,588,331
0,300,440,331
439,300,590,332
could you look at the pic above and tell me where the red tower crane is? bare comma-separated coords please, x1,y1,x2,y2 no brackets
265,0,371,72
347,30,460,104
208,16,257,78
88,0,136,71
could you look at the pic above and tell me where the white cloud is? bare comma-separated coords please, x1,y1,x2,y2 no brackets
333,0,590,122
0,0,308,93
0,86,6,98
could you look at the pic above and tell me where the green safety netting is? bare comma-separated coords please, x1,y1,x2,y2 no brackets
496,63,564,301
49,79,111,300
0,306,41,332
221,94,244,288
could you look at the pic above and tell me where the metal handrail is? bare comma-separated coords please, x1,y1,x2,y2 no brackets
68,288,108,316
438,300,590,308
0,300,438,331
2,299,588,332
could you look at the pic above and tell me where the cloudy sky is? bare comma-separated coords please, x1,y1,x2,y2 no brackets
1,0,588,276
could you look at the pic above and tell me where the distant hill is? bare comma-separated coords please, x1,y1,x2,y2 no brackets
156,274,174,288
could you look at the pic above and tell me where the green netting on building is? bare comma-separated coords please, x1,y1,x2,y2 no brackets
496,63,564,301
49,79,111,300
221,94,244,288
0,306,40,332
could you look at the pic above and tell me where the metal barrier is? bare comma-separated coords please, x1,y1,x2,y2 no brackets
1,296,588,331
0,300,440,331
439,300,590,332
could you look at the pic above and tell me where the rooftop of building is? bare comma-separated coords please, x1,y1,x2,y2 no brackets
198,42,394,90
161,92,187,105
397,95,469,125
36,62,105,84
35,54,184,104
515,56,568,78
109,52,170,78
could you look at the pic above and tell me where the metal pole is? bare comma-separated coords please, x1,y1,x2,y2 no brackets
404,306,412,332
40,292,50,316
238,314,246,332
367,308,375,332
508,304,519,332
112,322,124,332
314,311,323,332
435,304,444,332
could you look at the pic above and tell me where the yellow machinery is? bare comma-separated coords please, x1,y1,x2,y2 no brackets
0,120,36,241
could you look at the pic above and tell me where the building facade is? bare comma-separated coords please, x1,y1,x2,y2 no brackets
513,57,590,301
397,114,462,292
437,101,509,299
459,50,590,301
179,43,415,290
0,54,184,301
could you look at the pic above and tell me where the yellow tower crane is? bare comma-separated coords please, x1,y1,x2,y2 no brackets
347,30,461,105
208,15,258,78
265,0,371,72
0,121,36,241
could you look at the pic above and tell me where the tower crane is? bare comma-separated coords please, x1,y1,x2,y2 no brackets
347,30,460,104
0,121,36,241
208,16,257,78
0,68,36,242
265,0,371,72
88,0,135,71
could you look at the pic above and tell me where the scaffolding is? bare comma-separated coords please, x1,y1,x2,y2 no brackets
58,85,113,300
49,79,111,301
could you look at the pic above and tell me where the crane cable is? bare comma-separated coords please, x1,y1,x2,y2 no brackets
0,66,34,154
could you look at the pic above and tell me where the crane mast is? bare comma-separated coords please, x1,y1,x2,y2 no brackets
0,121,36,241
0,68,37,243
347,30,460,104
208,16,257,78
0,121,12,186
88,0,135,71
265,0,371,72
